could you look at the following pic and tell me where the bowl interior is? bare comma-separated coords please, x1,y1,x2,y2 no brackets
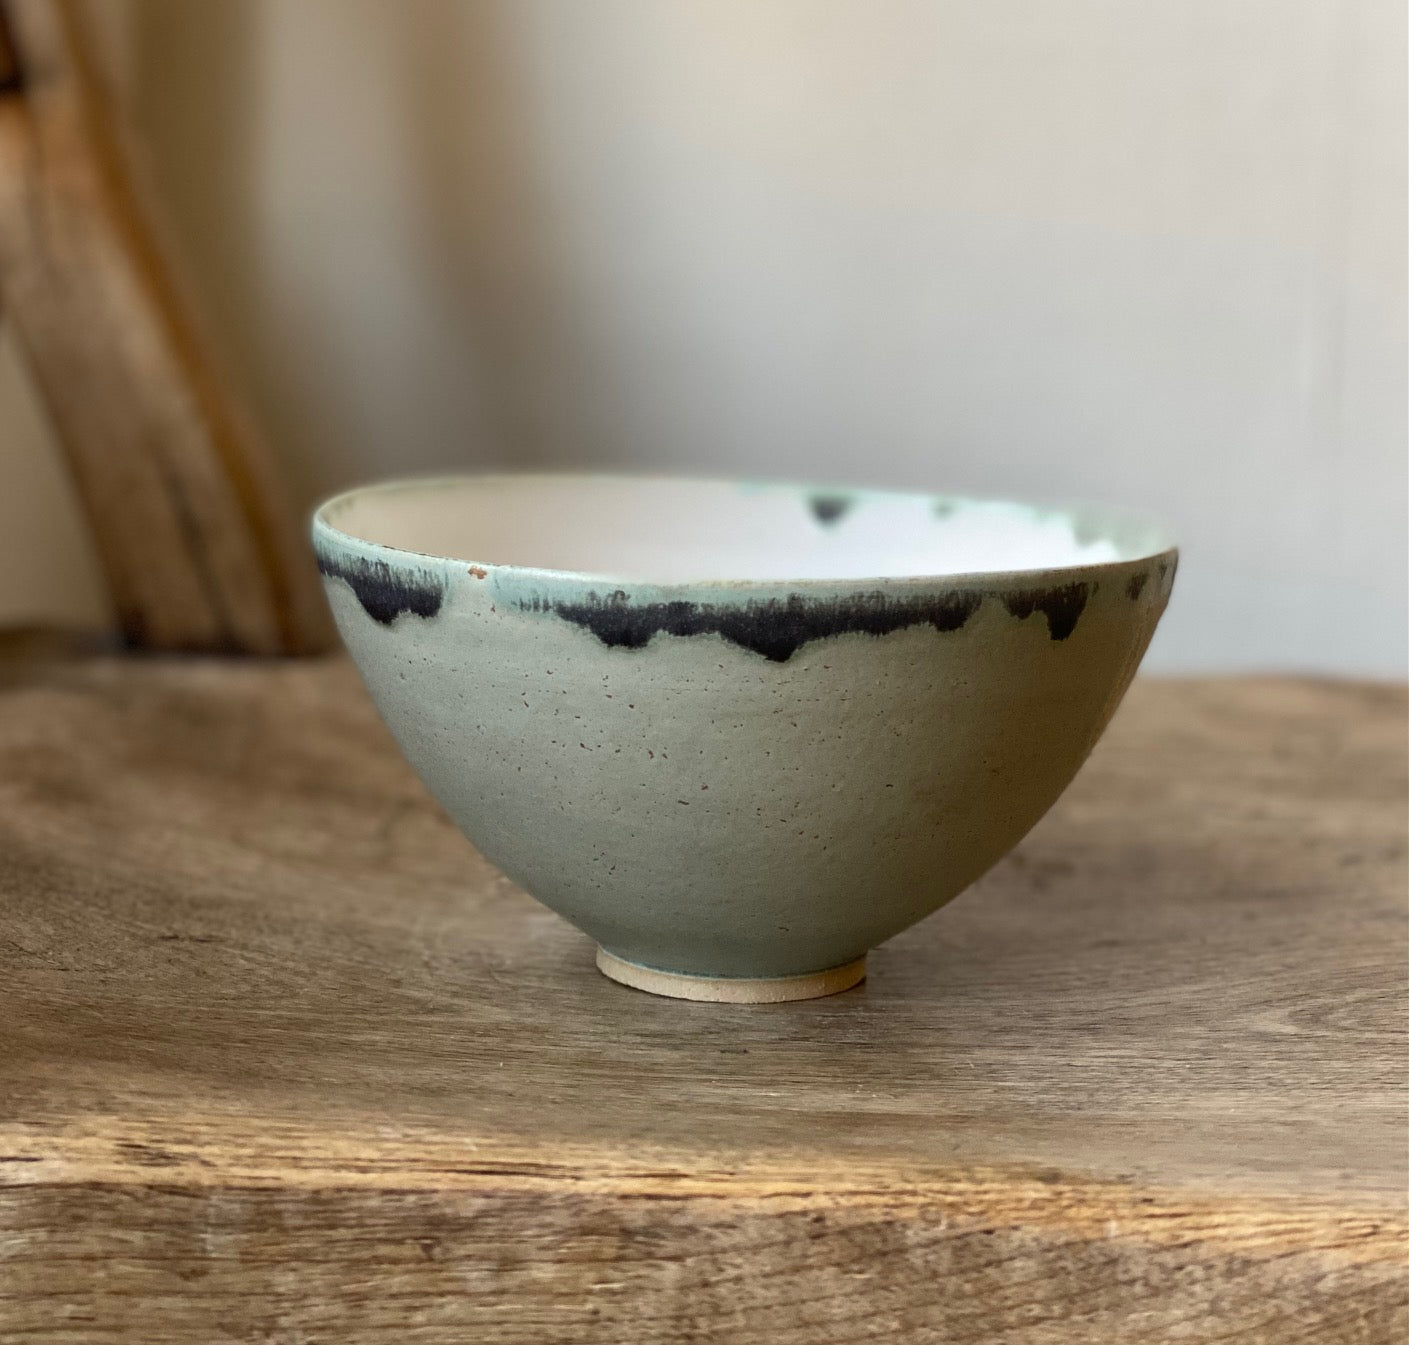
318,475,1171,584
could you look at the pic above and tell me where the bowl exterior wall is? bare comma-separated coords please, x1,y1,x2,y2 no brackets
315,529,1173,978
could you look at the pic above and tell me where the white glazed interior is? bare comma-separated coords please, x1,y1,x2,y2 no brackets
318,475,1172,585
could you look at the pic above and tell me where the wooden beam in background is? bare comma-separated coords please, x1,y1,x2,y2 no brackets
0,0,330,653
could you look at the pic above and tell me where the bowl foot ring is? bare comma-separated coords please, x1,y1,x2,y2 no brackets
595,948,866,1002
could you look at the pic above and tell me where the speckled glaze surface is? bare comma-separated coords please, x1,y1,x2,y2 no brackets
313,475,1176,1000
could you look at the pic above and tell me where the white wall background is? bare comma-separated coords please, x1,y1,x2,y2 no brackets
3,0,1404,673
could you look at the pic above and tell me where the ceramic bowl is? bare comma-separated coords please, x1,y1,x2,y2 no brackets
313,474,1176,1001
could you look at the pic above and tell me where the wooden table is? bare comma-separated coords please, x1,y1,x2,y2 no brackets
1,649,1404,1344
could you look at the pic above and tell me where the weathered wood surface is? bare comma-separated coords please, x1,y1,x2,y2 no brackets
0,0,329,653
0,652,1404,1343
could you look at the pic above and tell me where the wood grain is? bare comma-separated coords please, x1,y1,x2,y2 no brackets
0,653,1404,1343
0,0,329,653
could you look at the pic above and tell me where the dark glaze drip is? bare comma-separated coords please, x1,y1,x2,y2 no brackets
521,589,984,663
316,548,444,624
1001,582,1093,641
808,494,854,526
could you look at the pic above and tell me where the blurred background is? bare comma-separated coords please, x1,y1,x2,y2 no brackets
2,0,1404,674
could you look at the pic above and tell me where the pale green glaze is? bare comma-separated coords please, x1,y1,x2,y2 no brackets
313,475,1175,986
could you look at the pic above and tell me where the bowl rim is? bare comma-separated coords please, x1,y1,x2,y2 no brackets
311,470,1179,592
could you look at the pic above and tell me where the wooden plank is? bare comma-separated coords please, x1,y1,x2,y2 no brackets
0,0,329,653
0,655,1404,1343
